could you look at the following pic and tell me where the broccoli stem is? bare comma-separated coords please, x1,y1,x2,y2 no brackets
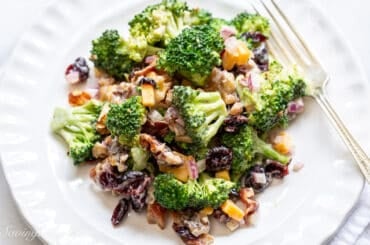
194,91,221,103
254,136,290,164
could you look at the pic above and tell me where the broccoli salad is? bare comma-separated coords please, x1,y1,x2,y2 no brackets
51,0,307,244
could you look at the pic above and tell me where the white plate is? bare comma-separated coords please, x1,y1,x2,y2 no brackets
0,0,369,244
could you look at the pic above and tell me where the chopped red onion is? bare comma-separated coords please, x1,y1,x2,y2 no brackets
220,26,237,40
293,162,304,172
187,158,199,180
65,71,80,84
250,73,261,92
252,172,267,184
247,74,254,92
239,73,260,93
145,55,156,64
287,98,304,114
265,159,290,178
239,77,249,88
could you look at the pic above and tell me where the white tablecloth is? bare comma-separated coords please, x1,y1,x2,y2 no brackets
0,0,369,244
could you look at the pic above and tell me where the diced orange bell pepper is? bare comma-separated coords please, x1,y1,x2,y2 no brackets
200,207,214,216
221,200,245,222
223,39,252,70
272,131,292,155
159,164,189,182
215,170,230,181
236,41,252,65
68,90,91,106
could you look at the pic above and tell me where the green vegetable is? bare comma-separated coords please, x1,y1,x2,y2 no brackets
106,96,147,146
231,12,270,36
172,85,227,147
129,0,212,48
209,17,231,32
248,63,307,132
154,173,235,210
163,131,175,144
175,141,208,161
51,100,102,164
221,125,290,180
130,146,149,171
157,25,224,87
90,30,162,80
91,30,136,80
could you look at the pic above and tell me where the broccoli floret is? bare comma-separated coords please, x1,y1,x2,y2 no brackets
172,85,227,147
129,0,212,48
231,12,270,36
153,173,235,210
222,125,290,180
236,61,306,132
209,17,232,32
176,142,208,161
90,30,161,80
249,71,307,132
157,25,224,87
51,100,102,164
90,30,136,80
190,8,213,26
106,96,147,146
163,131,175,144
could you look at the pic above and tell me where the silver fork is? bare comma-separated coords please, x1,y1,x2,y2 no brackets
251,0,370,183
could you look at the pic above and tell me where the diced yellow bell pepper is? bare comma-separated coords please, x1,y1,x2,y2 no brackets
223,40,252,70
215,170,230,181
141,83,155,107
221,200,245,222
200,207,214,216
236,41,252,65
222,50,237,71
159,164,189,182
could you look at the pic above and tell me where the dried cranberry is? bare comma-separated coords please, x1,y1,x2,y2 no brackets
130,176,151,212
213,209,231,224
139,77,156,86
131,191,147,212
241,165,272,193
111,198,130,226
264,160,290,179
253,43,269,72
173,223,198,242
223,115,248,133
205,146,232,172
65,57,89,83
241,32,267,45
240,32,269,72
99,171,123,189
113,171,151,212
113,171,146,194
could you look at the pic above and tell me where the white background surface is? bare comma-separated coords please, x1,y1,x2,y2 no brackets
0,0,369,244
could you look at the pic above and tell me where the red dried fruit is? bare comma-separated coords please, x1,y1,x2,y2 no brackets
205,146,232,172
111,198,130,226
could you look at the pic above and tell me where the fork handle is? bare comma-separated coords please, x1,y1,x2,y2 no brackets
314,89,370,183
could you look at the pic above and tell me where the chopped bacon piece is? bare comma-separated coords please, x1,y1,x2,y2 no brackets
68,90,91,106
147,202,167,229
